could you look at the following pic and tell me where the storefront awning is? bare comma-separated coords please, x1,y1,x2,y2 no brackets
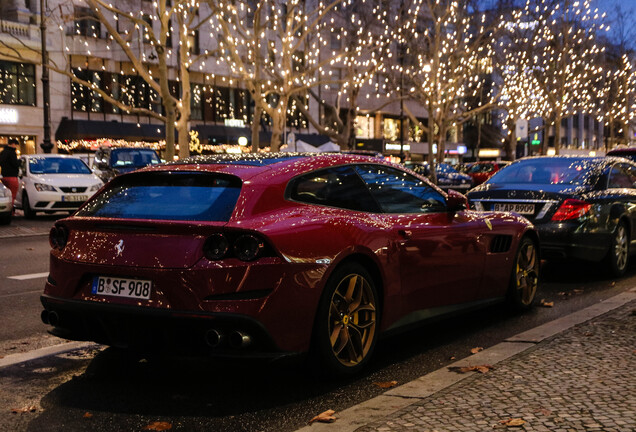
55,118,165,142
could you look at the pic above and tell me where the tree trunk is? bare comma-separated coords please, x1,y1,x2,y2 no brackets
164,106,176,161
269,97,288,152
251,104,262,153
427,108,436,183
554,113,562,156
504,117,517,161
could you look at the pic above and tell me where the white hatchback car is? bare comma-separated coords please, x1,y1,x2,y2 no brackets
14,154,103,218
0,181,12,224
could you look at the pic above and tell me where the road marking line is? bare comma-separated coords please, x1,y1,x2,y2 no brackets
8,272,48,280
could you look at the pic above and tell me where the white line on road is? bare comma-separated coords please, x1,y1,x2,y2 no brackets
7,272,48,280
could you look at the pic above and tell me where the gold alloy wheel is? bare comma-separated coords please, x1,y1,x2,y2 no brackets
516,240,539,306
614,224,628,271
328,273,377,367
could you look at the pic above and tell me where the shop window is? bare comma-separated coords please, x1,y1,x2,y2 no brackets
72,7,101,38
118,74,160,111
383,118,401,141
355,115,374,139
72,68,104,113
214,86,230,121
189,29,200,55
0,60,35,106
191,83,203,120
142,14,152,44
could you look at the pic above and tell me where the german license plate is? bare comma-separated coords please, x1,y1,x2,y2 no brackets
62,195,88,202
493,203,535,215
91,276,152,300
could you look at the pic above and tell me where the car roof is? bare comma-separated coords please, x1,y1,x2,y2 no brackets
23,154,81,159
141,152,393,180
607,147,636,154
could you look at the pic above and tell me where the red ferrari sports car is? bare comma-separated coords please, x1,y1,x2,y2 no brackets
41,153,539,374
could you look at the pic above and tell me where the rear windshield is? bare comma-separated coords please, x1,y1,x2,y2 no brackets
110,149,161,168
77,172,241,221
29,157,91,174
488,158,598,185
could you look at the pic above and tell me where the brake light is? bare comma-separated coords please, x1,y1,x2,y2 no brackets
551,199,592,221
49,226,69,250
203,232,267,261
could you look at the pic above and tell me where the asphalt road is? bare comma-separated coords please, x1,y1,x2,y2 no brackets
0,219,634,431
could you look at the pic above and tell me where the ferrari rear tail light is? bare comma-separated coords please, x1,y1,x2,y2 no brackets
233,234,264,261
203,232,268,262
203,233,230,260
49,226,68,250
551,199,592,221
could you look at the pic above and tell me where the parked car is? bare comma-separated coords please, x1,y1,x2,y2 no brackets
93,146,161,182
404,161,473,192
41,153,538,374
466,161,510,186
14,155,103,218
606,147,636,162
467,156,636,276
0,181,12,225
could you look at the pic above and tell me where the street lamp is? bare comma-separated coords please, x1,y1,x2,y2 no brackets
39,0,53,153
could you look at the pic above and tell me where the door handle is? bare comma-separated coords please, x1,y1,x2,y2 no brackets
398,229,412,239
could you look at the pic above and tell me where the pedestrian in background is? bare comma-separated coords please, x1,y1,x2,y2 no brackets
0,139,20,206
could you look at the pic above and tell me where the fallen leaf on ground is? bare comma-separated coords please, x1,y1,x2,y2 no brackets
373,380,398,389
534,408,552,416
610,281,616,286
500,418,526,427
449,356,456,360
470,347,483,354
11,406,37,414
83,412,93,418
573,289,583,293
539,299,554,307
26,247,34,251
143,421,172,431
448,364,494,374
308,409,337,425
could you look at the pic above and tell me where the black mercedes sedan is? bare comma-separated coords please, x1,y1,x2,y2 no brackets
467,156,636,276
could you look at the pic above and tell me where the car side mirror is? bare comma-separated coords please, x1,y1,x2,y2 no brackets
446,189,468,211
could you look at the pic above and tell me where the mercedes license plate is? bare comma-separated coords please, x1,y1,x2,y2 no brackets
62,194,88,202
493,203,535,215
92,276,152,300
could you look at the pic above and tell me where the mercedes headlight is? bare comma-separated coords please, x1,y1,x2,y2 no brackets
89,183,102,192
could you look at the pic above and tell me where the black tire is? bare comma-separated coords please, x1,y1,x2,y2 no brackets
22,193,36,219
0,213,10,225
605,220,629,277
313,263,379,376
507,236,539,311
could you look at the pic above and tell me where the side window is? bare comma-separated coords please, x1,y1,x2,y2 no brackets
19,158,27,176
288,166,381,212
608,164,634,189
355,164,446,213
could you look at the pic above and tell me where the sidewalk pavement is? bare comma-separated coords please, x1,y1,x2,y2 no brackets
299,290,636,432
0,212,56,239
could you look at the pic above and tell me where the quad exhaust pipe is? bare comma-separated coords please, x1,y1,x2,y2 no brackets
204,329,225,348
229,330,252,348
205,329,252,349
41,310,59,326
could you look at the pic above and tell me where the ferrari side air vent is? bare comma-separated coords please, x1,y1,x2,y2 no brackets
490,235,512,253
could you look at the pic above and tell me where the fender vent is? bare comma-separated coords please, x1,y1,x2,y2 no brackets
490,235,512,253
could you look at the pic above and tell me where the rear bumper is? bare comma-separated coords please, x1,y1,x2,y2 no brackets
40,295,297,360
535,222,611,261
